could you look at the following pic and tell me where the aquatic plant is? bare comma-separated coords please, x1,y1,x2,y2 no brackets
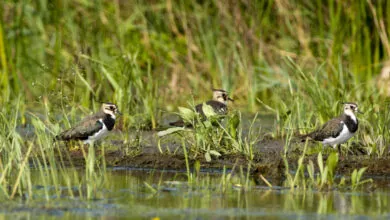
307,152,339,190
158,104,258,161
2,0,390,126
0,98,113,201
284,148,373,191
0,97,32,199
258,59,390,158
1,0,389,162
351,167,373,190
0,0,388,208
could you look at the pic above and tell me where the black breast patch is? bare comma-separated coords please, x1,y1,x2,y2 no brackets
103,115,116,130
344,116,358,133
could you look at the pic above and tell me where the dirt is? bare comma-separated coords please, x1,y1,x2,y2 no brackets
50,130,390,185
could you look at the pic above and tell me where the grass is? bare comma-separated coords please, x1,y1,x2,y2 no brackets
0,0,389,203
2,1,390,151
0,99,110,201
158,104,258,161
1,1,389,111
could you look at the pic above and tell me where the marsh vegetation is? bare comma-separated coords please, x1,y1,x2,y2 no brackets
1,0,390,218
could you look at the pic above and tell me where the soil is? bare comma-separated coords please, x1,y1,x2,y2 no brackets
50,129,390,184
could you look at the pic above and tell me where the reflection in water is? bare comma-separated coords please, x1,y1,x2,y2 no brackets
0,168,389,219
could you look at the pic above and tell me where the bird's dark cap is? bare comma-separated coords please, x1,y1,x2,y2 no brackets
212,88,227,93
102,102,116,105
341,102,358,106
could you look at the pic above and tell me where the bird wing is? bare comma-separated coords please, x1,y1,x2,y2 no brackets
78,112,103,125
169,119,186,127
309,117,344,141
56,119,103,141
195,100,227,117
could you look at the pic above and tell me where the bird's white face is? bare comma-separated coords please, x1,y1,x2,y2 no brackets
343,102,359,123
212,90,233,104
343,103,359,121
344,103,358,113
102,103,121,118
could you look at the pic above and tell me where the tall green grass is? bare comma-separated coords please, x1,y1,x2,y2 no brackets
258,59,390,157
2,1,389,117
0,0,389,202
0,98,109,201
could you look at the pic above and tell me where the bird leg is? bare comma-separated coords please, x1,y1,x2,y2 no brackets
337,145,341,155
337,144,345,161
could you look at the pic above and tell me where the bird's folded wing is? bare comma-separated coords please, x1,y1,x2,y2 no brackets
58,120,103,140
195,100,227,117
311,118,344,141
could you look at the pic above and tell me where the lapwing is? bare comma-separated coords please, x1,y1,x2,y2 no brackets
301,102,361,153
169,89,234,126
55,103,121,145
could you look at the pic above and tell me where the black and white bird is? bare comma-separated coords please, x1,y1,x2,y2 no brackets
169,89,234,126
301,102,360,152
55,103,121,145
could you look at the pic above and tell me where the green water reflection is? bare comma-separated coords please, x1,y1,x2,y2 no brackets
0,168,389,219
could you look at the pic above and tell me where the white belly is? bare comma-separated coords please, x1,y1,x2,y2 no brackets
322,124,355,148
83,120,109,144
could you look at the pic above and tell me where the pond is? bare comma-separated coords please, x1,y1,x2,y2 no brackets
1,168,389,219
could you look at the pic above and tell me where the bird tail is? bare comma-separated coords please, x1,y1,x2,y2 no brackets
294,132,314,143
53,134,62,142
169,119,185,127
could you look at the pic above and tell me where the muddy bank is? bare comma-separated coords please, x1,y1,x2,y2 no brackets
52,131,390,182
114,142,390,175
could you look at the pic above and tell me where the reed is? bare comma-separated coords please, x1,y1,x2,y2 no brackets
0,0,387,202
1,0,389,115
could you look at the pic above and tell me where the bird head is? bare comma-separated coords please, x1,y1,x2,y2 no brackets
102,103,122,118
342,102,362,114
212,89,234,104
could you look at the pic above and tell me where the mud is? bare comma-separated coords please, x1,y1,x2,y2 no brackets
49,129,390,183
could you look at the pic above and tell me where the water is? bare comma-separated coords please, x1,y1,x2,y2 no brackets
1,168,389,219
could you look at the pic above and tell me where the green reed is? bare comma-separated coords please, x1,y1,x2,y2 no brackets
158,104,259,162
0,96,112,201
2,0,390,159
0,97,30,199
258,59,390,157
0,0,389,202
2,0,389,116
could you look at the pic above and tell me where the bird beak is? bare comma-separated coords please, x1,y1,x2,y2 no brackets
116,110,122,115
357,110,363,114
228,97,234,102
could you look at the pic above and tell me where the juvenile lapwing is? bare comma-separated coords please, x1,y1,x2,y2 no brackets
56,103,121,145
301,102,361,153
169,89,234,126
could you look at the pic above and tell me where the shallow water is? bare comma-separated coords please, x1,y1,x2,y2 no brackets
1,168,389,219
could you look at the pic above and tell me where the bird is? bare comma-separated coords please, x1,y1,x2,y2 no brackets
300,102,361,153
169,89,234,127
55,103,121,145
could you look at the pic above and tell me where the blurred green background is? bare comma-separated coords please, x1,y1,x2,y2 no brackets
1,0,390,129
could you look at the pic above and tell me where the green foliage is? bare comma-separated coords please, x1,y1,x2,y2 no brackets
202,103,217,118
158,105,257,161
0,98,111,201
178,107,196,124
316,152,339,189
285,150,372,191
351,167,373,190
1,0,390,158
0,0,386,205
1,0,389,119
